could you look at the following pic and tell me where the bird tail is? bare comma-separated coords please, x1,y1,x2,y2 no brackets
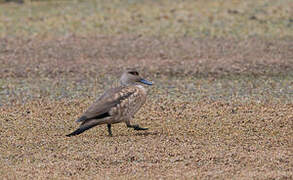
66,120,103,137
66,127,88,137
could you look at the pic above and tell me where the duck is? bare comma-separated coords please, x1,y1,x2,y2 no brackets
66,68,153,137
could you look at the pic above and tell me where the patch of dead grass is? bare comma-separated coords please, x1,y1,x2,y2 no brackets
0,0,292,38
1,36,292,79
0,1,293,178
0,98,292,179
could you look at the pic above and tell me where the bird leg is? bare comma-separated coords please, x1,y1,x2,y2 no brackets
126,121,148,131
107,124,113,136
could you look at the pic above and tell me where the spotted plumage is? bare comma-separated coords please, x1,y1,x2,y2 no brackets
66,69,153,137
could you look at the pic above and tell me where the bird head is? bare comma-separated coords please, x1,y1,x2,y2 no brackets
120,68,153,86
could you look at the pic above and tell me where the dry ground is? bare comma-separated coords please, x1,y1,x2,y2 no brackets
1,98,293,179
1,0,293,179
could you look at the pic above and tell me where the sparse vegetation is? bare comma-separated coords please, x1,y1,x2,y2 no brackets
0,0,292,179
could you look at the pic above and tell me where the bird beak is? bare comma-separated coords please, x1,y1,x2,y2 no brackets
139,79,153,85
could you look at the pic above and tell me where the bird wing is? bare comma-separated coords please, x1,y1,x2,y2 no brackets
76,86,135,123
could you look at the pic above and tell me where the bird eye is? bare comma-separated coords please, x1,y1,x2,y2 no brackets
129,71,139,76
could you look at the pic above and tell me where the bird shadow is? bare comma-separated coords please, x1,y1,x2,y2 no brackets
133,131,159,136
116,131,159,137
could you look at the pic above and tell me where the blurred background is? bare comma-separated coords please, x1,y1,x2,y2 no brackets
0,0,292,104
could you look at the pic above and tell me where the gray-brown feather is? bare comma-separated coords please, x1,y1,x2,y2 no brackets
76,85,146,125
66,68,151,137
76,87,124,122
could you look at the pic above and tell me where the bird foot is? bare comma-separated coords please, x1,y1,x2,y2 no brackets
133,125,148,131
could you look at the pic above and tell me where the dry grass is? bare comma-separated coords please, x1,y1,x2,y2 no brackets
1,36,292,105
1,36,292,179
1,36,293,78
1,99,293,179
1,0,293,179
0,0,292,38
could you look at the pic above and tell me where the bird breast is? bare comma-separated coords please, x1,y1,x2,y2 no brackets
109,85,147,122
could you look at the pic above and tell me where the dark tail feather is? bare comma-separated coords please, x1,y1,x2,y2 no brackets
66,121,100,137
66,128,87,137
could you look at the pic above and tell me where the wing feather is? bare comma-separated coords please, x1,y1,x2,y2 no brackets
76,86,135,123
